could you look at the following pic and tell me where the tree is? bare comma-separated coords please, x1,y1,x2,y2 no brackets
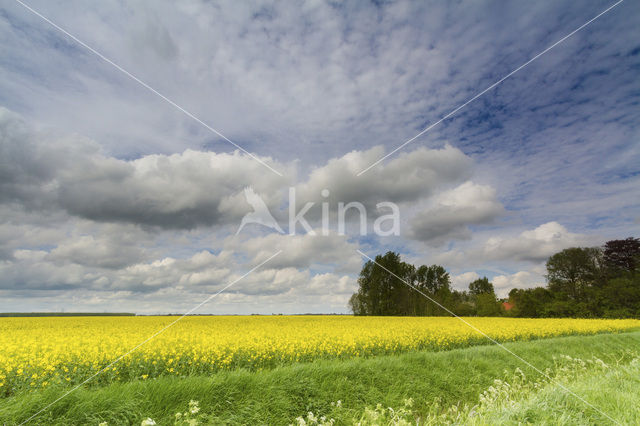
468,277,495,296
413,264,452,315
450,289,475,316
349,252,453,316
476,294,501,316
348,293,365,316
348,241,640,318
350,251,414,316
467,277,500,316
600,275,640,317
415,265,451,293
545,247,603,302
604,237,640,274
509,287,553,318
505,240,640,318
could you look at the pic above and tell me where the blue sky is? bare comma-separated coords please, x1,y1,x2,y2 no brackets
0,0,639,313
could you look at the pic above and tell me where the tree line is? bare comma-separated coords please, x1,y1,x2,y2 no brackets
349,237,640,318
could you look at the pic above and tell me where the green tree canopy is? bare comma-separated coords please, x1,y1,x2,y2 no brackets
349,252,453,316
468,277,495,295
545,247,603,301
350,237,639,319
604,237,640,274
350,251,414,316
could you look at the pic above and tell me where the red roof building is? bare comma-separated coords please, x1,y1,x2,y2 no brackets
502,301,515,311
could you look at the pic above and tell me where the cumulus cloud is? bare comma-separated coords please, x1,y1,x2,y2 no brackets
450,271,480,291
229,268,356,297
0,205,71,260
0,107,289,229
492,270,546,298
0,0,500,161
0,244,357,313
451,268,545,297
436,221,594,268
2,108,479,235
1,0,637,314
481,221,593,263
56,149,289,229
48,234,146,269
225,232,361,273
1,235,357,297
117,250,235,292
408,181,504,245
0,248,231,293
295,145,472,208
0,107,480,312
1,249,91,291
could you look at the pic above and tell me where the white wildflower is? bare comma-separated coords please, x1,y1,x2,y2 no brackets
189,399,200,414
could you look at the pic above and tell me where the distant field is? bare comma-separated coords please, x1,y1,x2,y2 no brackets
1,315,639,397
0,313,135,317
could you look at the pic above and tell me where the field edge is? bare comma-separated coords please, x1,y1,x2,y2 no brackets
2,330,639,425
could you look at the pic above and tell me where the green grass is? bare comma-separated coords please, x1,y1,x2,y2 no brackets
462,359,640,425
1,331,639,425
351,354,640,425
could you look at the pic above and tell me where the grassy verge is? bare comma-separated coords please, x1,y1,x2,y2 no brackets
352,347,640,425
1,331,638,425
459,356,640,425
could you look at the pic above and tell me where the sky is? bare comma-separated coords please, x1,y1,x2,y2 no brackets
1,0,639,314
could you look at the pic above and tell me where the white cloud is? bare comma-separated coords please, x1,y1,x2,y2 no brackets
0,247,233,293
296,144,472,208
408,181,504,245
0,241,358,312
482,221,592,263
48,235,142,269
436,222,594,268
451,268,545,297
1,0,637,314
225,232,361,273
451,271,480,291
1,109,476,233
47,227,149,269
492,270,545,298
0,108,480,313
0,107,290,229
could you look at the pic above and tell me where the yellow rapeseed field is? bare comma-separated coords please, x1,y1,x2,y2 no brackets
1,315,638,395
